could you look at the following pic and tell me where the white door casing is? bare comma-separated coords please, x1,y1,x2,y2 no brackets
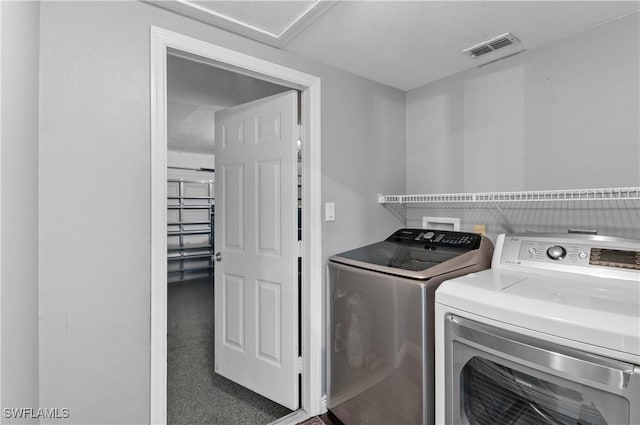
214,91,299,409
150,26,323,425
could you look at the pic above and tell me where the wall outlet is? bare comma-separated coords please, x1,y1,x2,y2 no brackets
423,216,460,231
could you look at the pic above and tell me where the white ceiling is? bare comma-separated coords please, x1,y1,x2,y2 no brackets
158,0,639,91
162,1,638,154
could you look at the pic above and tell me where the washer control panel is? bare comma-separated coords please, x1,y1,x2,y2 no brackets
498,233,640,279
518,240,592,266
387,228,481,250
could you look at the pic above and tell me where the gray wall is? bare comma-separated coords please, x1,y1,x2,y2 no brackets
38,2,405,423
321,68,407,254
1,2,40,421
405,13,640,240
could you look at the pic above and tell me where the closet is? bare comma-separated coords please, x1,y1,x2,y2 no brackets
165,52,295,424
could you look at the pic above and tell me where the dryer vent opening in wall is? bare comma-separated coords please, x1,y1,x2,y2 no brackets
463,32,521,57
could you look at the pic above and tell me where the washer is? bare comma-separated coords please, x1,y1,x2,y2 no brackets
435,233,640,425
328,228,493,425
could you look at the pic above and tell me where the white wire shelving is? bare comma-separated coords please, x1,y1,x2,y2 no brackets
378,187,640,227
378,187,640,205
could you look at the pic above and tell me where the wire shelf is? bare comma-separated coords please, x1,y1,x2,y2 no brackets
378,187,640,205
167,176,215,282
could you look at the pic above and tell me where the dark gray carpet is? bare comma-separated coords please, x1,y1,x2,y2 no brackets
167,277,292,425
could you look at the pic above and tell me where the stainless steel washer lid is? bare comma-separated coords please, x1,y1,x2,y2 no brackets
329,228,493,280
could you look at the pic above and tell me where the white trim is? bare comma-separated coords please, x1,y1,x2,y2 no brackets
320,393,328,412
267,409,312,425
301,75,324,415
150,27,169,425
0,2,4,419
145,1,335,47
150,26,323,424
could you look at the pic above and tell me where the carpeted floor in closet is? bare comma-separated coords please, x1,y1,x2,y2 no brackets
167,277,292,424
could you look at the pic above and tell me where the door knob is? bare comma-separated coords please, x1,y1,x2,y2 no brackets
214,252,222,262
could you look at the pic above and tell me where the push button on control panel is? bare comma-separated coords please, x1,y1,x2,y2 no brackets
546,245,567,260
423,231,435,240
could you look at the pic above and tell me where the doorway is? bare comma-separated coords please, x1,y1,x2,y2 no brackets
150,27,323,424
166,54,296,423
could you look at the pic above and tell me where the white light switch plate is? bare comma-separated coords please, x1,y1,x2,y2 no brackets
325,202,335,221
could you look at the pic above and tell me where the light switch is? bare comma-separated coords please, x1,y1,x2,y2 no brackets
325,202,335,221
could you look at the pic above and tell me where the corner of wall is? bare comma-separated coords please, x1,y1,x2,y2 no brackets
1,0,41,420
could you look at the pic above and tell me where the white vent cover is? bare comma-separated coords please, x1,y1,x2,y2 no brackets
463,33,521,58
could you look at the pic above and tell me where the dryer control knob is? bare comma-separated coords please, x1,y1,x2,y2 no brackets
423,231,435,240
547,245,566,260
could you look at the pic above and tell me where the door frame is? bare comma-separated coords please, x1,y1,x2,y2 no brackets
149,26,323,423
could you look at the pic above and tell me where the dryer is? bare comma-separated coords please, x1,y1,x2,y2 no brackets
435,233,640,425
328,228,493,425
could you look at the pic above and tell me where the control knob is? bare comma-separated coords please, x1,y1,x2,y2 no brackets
423,231,435,240
546,245,566,260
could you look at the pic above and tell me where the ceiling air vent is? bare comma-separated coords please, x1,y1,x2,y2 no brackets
469,46,493,57
463,33,521,58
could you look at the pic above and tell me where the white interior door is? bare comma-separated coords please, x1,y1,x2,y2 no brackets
214,90,299,409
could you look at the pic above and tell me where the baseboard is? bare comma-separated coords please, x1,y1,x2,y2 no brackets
320,393,328,413
267,409,312,425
